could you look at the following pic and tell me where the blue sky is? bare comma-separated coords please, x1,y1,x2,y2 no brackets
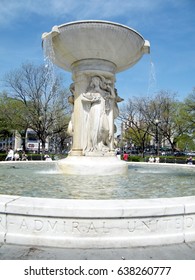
0,0,195,101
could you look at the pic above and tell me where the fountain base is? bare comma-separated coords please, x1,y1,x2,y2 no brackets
57,155,127,175
1,195,195,249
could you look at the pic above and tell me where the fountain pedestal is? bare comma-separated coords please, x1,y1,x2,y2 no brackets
58,59,128,176
58,155,127,175
69,59,116,157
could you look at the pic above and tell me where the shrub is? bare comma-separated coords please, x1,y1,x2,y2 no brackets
0,153,6,161
127,155,142,162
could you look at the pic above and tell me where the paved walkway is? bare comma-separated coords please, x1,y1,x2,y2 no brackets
0,242,195,260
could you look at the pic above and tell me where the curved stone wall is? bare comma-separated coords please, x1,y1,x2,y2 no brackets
1,194,195,248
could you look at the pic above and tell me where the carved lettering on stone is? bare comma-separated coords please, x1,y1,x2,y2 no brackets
72,221,81,233
175,217,183,230
127,220,152,233
14,216,193,236
185,217,194,229
162,219,171,231
86,222,98,233
0,216,4,229
47,220,58,232
34,219,44,232
20,219,29,231
126,217,185,234
63,221,66,233
102,221,110,234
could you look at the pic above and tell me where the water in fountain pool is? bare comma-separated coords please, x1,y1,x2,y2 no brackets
0,162,194,199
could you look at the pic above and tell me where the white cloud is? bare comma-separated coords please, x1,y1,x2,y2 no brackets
0,1,23,25
0,0,178,26
0,0,65,26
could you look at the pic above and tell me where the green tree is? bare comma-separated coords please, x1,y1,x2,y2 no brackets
120,90,188,153
176,134,195,151
119,97,152,156
145,91,187,151
177,88,195,151
3,63,71,153
0,92,30,150
184,88,195,134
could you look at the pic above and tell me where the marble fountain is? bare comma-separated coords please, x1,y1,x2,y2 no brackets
0,20,195,249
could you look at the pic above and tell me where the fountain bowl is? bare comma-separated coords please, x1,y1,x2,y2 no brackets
42,20,150,72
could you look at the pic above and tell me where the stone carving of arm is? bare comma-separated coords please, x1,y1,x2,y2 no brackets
81,92,100,103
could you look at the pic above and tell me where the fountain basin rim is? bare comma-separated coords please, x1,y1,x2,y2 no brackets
42,20,145,41
1,160,194,170
1,194,195,248
57,20,145,40
1,194,195,217
1,160,194,165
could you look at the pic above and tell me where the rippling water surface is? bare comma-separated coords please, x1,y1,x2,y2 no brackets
0,162,195,199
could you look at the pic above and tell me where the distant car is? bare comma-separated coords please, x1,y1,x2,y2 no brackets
160,151,174,156
174,152,186,157
144,150,156,155
125,149,138,155
129,150,138,155
186,152,195,156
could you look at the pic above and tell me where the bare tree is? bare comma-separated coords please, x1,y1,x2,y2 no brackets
120,90,187,153
119,97,152,156
4,63,71,153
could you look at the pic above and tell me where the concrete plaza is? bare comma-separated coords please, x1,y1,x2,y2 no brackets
0,242,195,260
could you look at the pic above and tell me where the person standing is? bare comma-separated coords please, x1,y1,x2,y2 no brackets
123,151,129,161
14,151,20,161
5,148,14,161
186,156,193,165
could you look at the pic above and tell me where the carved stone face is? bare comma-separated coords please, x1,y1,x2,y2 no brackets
89,76,101,91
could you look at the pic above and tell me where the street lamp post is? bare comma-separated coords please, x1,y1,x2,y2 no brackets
155,119,160,156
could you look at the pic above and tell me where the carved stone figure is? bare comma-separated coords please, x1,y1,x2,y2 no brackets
67,83,75,136
81,75,123,154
